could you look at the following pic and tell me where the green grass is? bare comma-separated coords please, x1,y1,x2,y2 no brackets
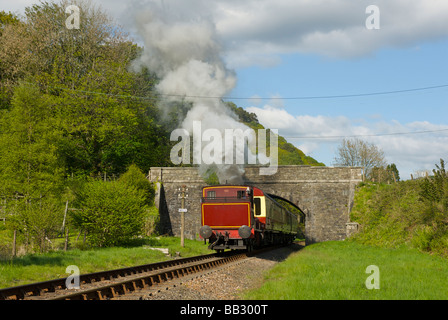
0,236,210,289
244,241,448,300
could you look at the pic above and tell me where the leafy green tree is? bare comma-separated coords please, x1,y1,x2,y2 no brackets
420,159,448,209
387,163,400,182
118,164,159,236
0,11,20,31
0,10,22,110
370,163,400,184
0,0,177,251
0,0,171,177
119,164,155,206
0,83,64,198
72,179,147,247
0,83,65,252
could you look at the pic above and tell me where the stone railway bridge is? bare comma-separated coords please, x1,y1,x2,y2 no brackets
149,166,363,244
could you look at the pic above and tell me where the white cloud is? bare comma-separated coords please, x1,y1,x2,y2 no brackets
247,104,448,179
7,0,447,67
212,0,448,67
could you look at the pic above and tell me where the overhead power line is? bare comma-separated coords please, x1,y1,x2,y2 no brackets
284,128,448,140
25,81,448,101
164,84,448,100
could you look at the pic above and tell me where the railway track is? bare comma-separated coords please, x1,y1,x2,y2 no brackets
0,250,253,300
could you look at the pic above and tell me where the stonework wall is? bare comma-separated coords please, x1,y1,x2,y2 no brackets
149,166,362,244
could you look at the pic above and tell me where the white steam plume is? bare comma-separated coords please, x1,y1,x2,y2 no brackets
131,2,255,184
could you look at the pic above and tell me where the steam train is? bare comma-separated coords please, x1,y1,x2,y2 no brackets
199,185,304,251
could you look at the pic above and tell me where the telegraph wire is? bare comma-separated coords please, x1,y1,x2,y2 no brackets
225,84,448,100
20,81,448,139
24,81,448,101
284,128,448,140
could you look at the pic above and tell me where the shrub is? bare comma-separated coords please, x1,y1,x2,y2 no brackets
72,179,147,247
6,197,64,253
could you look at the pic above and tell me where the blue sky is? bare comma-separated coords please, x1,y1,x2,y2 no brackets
2,0,448,179
234,39,448,179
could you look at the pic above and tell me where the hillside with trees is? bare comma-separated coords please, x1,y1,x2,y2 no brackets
226,102,324,167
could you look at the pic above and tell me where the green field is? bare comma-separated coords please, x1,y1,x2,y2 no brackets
244,241,448,300
0,236,210,289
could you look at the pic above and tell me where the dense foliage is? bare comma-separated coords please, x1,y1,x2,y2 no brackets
72,179,148,247
0,2,171,253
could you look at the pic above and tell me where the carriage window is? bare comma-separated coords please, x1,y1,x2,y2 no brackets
237,190,245,199
254,198,261,216
207,191,216,199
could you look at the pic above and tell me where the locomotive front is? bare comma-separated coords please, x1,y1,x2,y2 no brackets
199,185,256,251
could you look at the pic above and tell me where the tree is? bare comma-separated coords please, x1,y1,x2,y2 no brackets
418,159,448,252
0,83,65,251
119,164,155,206
0,11,20,31
370,163,400,184
387,163,400,182
0,10,22,110
420,159,448,207
0,83,64,198
0,0,171,176
333,138,386,180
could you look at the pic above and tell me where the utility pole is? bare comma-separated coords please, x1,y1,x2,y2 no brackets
179,185,188,248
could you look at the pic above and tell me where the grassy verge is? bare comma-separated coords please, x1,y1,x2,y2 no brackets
244,241,448,300
350,180,448,257
0,236,210,289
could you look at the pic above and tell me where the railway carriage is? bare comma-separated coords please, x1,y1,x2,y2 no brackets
199,185,302,251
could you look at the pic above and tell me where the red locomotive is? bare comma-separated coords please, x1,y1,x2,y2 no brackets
199,185,303,251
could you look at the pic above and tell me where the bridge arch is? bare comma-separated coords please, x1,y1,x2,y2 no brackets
266,193,305,219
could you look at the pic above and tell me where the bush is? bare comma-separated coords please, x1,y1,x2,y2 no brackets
6,197,64,253
72,179,147,247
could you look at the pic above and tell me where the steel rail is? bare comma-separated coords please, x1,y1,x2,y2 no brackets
0,252,220,300
1,245,283,300
49,252,247,300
